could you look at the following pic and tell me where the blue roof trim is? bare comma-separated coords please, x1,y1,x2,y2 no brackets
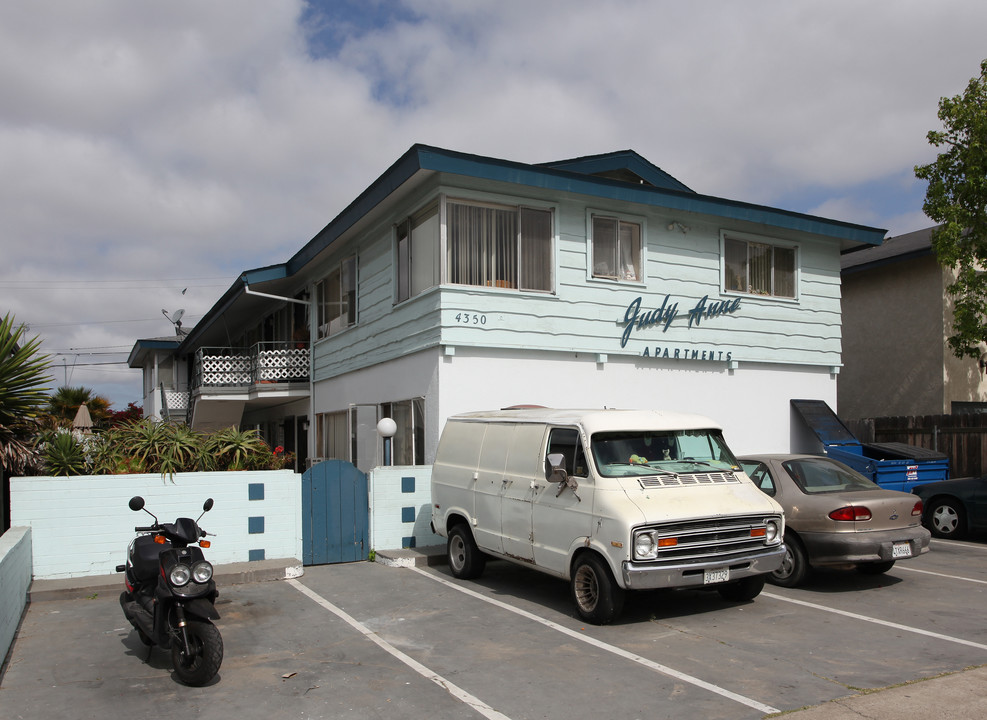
538,150,695,193
241,265,288,285
284,147,425,275
414,146,886,245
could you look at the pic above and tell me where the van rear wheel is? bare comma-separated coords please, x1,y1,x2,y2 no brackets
447,524,486,579
570,554,625,625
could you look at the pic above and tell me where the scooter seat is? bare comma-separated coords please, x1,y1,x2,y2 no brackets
130,535,171,581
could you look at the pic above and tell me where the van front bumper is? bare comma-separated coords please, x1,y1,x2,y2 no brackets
621,545,787,590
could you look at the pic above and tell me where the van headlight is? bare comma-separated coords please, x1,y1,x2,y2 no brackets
765,519,781,545
633,530,658,560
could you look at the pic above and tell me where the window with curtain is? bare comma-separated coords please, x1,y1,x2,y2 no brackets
592,215,642,281
446,201,552,292
396,203,439,303
723,236,796,298
316,255,357,338
315,410,349,461
380,397,425,465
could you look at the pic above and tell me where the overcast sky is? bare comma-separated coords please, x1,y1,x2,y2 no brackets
2,0,985,410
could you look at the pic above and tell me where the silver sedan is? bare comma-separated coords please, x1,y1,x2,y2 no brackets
738,454,931,587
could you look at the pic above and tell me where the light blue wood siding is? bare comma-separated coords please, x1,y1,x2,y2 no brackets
313,180,844,382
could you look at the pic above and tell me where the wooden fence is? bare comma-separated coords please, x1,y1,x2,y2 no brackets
845,414,987,479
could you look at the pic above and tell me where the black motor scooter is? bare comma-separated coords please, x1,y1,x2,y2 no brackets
116,496,224,686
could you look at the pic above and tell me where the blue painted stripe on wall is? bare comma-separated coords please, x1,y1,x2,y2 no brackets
401,476,415,493
248,483,265,501
248,549,266,561
401,506,416,523
248,516,265,534
402,536,416,549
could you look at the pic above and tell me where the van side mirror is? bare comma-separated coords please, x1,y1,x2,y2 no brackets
546,453,568,482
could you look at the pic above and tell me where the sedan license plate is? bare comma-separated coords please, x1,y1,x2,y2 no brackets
704,568,729,585
892,541,912,558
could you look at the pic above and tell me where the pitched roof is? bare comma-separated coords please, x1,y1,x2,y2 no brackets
841,225,937,275
182,144,888,350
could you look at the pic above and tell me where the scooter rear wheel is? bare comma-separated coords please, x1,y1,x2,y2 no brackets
171,620,223,686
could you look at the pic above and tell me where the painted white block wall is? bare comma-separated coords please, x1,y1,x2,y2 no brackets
10,470,301,580
0,527,32,663
369,465,442,550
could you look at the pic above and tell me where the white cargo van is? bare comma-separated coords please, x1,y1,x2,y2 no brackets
430,408,786,624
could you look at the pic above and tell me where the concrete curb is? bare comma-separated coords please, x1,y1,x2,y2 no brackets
374,545,446,568
27,558,304,602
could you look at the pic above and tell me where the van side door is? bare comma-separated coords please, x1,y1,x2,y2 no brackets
473,422,515,554
499,424,545,561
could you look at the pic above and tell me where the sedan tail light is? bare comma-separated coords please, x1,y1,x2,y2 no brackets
912,500,923,516
829,506,872,521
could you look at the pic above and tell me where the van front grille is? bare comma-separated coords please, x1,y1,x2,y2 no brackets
636,514,780,566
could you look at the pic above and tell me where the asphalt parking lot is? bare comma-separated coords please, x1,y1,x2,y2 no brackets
2,537,986,720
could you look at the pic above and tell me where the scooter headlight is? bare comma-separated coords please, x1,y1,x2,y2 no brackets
192,561,213,584
169,564,191,587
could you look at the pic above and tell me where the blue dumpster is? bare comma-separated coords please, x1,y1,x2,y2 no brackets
791,399,949,493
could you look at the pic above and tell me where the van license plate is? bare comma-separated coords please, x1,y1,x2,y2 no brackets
704,568,729,585
892,542,912,558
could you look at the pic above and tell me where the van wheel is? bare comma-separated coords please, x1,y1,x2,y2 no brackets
447,525,485,579
570,554,625,625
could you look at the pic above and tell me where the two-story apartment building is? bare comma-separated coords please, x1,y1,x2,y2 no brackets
130,144,886,471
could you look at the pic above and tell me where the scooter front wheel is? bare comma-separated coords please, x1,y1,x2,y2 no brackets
171,620,223,686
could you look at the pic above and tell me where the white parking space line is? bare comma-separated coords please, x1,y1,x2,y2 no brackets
930,538,987,551
895,565,987,585
762,592,987,651
287,579,514,720
412,567,781,715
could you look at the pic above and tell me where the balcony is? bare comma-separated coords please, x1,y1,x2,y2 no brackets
193,342,310,389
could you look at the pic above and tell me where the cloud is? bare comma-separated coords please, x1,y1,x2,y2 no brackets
2,0,985,406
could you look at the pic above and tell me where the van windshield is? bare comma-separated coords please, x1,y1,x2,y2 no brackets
591,430,740,477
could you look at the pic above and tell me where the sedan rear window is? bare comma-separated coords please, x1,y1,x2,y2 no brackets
782,457,879,494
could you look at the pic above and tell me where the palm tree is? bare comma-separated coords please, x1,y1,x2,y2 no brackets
46,385,111,427
1,313,52,475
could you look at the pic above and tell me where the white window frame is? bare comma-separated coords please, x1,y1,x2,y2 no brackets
316,255,357,339
587,210,646,283
720,231,799,301
443,196,556,294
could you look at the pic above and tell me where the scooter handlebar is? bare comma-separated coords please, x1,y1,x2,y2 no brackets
135,525,157,532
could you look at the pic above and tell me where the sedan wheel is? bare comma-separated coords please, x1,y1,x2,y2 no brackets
769,534,808,588
927,498,966,539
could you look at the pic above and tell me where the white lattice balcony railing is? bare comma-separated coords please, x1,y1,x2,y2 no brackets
193,343,310,389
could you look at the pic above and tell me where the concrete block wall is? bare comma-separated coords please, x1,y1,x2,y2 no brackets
1,527,32,665
10,470,301,580
369,466,442,551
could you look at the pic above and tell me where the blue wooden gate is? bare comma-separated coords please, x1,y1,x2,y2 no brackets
302,460,369,565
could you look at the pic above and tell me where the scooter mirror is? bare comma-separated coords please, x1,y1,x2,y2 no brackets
203,498,214,512
129,496,145,512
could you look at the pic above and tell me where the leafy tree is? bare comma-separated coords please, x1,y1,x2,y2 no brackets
915,58,987,358
1,312,52,476
46,385,111,427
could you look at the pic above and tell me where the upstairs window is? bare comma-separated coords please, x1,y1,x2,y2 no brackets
396,203,439,303
592,215,642,281
317,256,356,339
724,235,796,298
447,201,553,292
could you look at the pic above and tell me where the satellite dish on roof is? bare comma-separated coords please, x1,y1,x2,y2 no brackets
162,308,186,336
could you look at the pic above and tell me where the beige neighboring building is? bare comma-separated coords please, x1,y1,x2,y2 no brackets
839,225,987,421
